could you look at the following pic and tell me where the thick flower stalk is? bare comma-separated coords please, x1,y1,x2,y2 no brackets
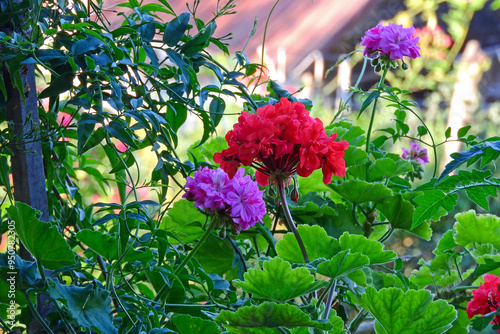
467,274,500,332
214,98,348,263
213,97,348,187
361,22,421,70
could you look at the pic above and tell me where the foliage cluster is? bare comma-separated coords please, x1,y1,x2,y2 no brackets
1,1,500,333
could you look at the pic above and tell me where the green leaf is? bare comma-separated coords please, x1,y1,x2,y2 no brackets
317,250,370,279
360,287,457,334
445,127,452,139
476,258,500,276
379,195,432,240
470,308,500,331
47,279,117,334
339,232,397,264
80,127,106,154
326,121,366,147
234,257,327,303
159,199,206,243
215,302,333,331
6,203,75,270
209,96,225,128
38,72,75,99
194,234,235,277
453,210,500,249
435,230,458,254
163,12,190,46
105,120,139,149
276,225,340,263
181,21,216,57
328,180,393,205
288,192,338,224
358,90,380,119
368,158,413,181
438,141,500,181
172,314,220,334
412,190,458,229
457,125,471,138
76,230,116,260
466,186,496,211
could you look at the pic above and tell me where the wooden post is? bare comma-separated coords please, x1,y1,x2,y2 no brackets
4,63,49,224
4,62,49,334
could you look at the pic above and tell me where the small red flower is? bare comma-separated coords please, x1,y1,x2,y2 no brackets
467,274,500,332
214,98,348,186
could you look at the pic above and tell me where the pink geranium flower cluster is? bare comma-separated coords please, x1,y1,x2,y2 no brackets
361,22,421,61
213,98,348,186
183,167,265,232
467,274,500,332
402,142,429,164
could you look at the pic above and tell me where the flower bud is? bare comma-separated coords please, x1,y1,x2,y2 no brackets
374,64,382,72
291,188,299,202
401,62,409,70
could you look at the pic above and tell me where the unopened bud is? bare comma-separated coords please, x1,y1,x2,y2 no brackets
374,64,382,72
371,58,379,66
291,189,299,202
219,228,226,239
401,62,409,70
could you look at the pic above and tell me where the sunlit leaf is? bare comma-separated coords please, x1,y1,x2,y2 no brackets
360,287,457,334
234,257,327,303
215,302,333,331
339,232,397,264
276,225,340,263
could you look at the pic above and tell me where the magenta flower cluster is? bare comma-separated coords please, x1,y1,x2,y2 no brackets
183,167,266,231
402,142,429,164
361,22,421,60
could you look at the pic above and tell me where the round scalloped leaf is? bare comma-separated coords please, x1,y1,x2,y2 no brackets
47,278,117,334
172,314,220,334
453,210,500,249
215,302,333,331
7,203,76,270
276,225,340,263
234,257,327,303
328,180,393,205
317,250,370,279
339,232,397,264
360,287,457,334
368,158,413,181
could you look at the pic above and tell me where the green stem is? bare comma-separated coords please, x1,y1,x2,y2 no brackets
378,227,394,243
331,57,368,124
365,68,388,153
154,218,217,302
174,219,217,275
276,178,309,263
26,291,55,334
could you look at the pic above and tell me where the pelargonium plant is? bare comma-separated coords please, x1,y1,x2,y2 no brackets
467,274,500,332
214,97,348,186
361,22,420,71
183,166,265,234
402,142,429,181
214,97,348,263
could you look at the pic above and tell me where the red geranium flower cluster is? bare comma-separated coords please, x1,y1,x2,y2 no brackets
213,97,348,186
467,274,500,332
